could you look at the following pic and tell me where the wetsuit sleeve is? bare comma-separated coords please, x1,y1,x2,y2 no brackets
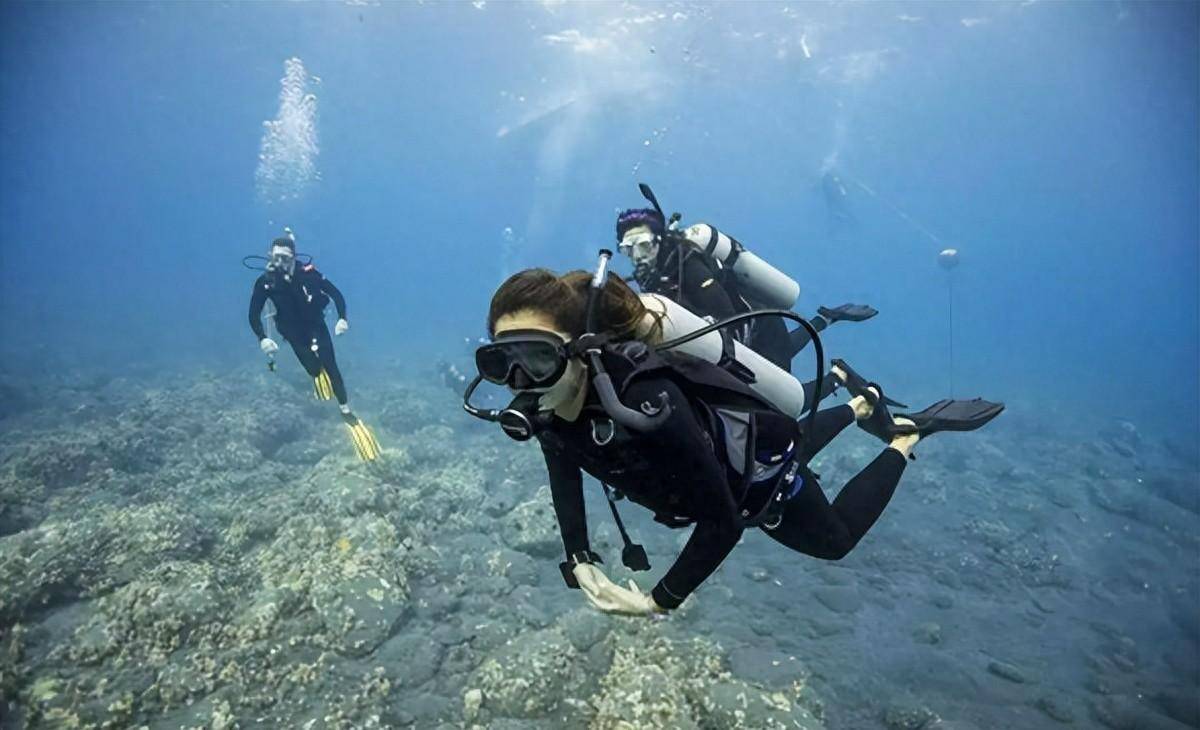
541,443,591,556
321,278,348,320
681,254,737,320
622,377,744,609
248,277,268,341
654,517,743,610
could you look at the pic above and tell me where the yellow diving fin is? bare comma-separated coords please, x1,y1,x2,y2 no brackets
341,412,382,462
313,369,334,401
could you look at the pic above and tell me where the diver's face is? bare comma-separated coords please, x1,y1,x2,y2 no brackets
493,311,571,393
268,246,295,275
621,225,660,288
492,310,583,407
619,225,660,270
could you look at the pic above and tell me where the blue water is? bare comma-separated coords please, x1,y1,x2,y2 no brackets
1,1,1197,726
2,1,1196,440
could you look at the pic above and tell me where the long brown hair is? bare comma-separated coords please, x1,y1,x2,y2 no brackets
487,268,662,341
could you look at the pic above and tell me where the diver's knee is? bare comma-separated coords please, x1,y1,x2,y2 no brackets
820,532,856,560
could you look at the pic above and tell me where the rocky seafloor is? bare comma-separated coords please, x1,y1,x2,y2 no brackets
0,364,1196,729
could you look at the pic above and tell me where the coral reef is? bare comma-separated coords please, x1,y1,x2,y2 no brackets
0,368,1196,729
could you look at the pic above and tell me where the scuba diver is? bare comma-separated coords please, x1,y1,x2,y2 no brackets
246,230,382,462
463,252,1003,616
615,184,877,405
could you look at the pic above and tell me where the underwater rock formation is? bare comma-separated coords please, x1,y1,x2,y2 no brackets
0,369,1196,729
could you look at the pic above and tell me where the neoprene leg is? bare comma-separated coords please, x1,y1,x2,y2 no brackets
313,324,349,405
785,315,829,360
287,336,324,379
747,316,793,371
762,448,906,559
801,404,856,459
802,373,843,413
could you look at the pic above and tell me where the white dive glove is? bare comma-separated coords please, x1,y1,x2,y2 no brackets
573,563,665,617
260,338,279,355
334,318,350,336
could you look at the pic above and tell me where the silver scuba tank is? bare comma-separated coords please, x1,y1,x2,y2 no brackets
678,223,800,309
641,293,806,418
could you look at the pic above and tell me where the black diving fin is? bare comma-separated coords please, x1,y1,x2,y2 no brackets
893,399,1006,438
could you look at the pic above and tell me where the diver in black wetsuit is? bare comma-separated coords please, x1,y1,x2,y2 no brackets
248,236,352,404
246,234,381,461
616,206,876,403
465,265,1002,615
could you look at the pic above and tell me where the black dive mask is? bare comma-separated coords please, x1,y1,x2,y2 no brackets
462,378,555,441
475,330,569,390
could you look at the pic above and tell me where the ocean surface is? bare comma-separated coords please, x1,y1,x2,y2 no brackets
1,2,1197,729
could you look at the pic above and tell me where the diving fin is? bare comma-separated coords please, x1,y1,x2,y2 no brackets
314,369,334,401
859,397,1004,446
893,399,1005,438
818,304,878,323
829,358,908,409
342,411,382,462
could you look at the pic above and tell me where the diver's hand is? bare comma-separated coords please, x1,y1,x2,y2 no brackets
818,304,878,323
573,564,666,616
260,338,279,355
334,319,350,336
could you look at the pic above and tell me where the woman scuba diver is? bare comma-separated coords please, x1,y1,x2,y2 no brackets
464,252,1003,616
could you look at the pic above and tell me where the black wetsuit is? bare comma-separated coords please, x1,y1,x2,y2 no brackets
636,239,835,400
538,353,907,609
248,264,350,404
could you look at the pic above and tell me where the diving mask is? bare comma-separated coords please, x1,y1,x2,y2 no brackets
618,229,660,268
267,245,296,274
476,330,570,391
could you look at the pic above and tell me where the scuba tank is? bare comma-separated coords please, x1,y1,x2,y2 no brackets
630,183,799,310
678,223,800,309
642,294,806,419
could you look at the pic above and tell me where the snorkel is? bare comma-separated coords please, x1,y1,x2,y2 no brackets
652,307,824,527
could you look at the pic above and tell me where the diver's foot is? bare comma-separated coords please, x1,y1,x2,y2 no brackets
848,387,880,421
888,416,919,458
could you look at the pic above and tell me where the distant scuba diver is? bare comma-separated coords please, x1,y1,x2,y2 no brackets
245,230,382,461
615,183,879,408
463,252,1003,616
